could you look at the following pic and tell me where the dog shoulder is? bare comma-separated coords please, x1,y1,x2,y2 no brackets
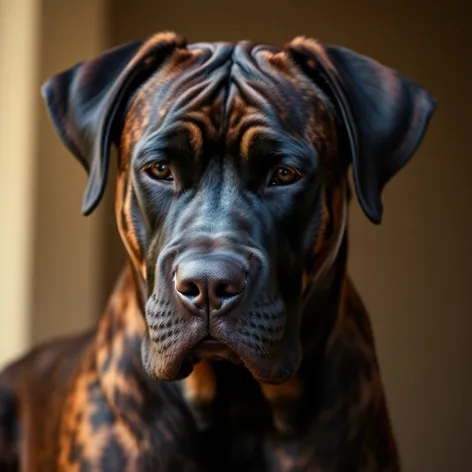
0,330,96,469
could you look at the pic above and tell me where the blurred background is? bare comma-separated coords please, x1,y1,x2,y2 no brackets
0,0,470,470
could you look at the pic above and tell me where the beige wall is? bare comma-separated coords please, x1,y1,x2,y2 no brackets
0,0,40,363
30,0,110,345
0,0,110,357
0,1,469,471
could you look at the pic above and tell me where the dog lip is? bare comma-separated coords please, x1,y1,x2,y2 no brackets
191,336,240,362
195,335,219,345
193,335,227,351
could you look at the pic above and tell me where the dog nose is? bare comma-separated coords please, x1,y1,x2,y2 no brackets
174,255,246,314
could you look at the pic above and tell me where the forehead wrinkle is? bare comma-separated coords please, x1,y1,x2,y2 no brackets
135,48,196,116
162,74,227,142
134,120,197,162
122,40,337,172
120,49,196,164
227,109,268,152
156,43,233,118
240,126,265,160
235,44,304,110
143,43,235,154
180,109,221,143
181,121,203,161
127,44,230,121
265,48,339,149
228,56,310,145
225,44,337,162
245,130,317,169
226,76,308,158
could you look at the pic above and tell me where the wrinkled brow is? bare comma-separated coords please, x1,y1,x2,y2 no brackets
243,129,318,169
133,121,204,164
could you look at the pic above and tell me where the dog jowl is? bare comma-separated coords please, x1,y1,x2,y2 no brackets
39,31,435,469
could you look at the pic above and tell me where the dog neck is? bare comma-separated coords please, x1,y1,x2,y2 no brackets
258,231,350,437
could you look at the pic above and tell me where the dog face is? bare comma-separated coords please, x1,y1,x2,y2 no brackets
42,33,435,384
117,41,341,383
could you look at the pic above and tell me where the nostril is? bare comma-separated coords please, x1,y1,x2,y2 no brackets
175,280,201,297
215,281,245,299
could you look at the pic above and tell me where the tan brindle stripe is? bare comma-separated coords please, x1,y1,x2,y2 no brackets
182,359,217,406
239,125,265,160
116,173,146,280
182,121,204,160
302,182,348,296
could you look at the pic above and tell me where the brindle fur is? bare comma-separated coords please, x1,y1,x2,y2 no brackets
0,32,435,471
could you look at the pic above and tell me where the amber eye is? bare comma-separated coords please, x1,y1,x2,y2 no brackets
269,166,301,186
145,161,173,181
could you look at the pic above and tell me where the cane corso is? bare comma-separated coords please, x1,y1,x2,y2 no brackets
0,32,435,471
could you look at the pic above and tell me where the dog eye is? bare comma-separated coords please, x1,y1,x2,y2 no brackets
145,161,173,181
269,166,301,186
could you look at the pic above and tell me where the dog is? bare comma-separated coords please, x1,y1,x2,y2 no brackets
0,32,435,471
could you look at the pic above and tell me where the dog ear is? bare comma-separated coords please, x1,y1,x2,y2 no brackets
42,32,186,215
285,38,436,224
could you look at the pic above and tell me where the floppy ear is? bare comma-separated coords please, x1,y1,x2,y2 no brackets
285,37,436,224
41,32,186,215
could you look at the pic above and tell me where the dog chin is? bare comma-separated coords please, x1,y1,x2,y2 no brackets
141,332,301,384
141,333,194,381
239,352,302,385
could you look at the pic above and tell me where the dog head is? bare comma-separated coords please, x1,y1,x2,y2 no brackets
42,32,435,384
